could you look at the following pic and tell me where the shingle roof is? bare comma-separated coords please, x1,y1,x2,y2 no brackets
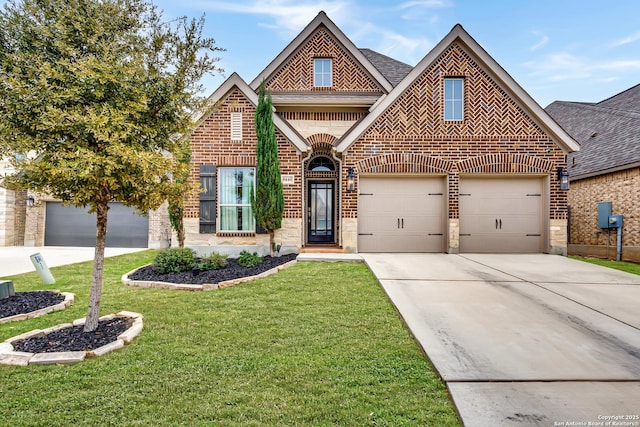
597,83,640,113
358,48,413,87
546,85,640,179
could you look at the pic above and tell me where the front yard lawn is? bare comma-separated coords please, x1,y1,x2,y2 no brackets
571,256,640,276
0,251,460,426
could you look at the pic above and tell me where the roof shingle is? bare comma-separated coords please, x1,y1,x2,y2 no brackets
359,48,413,87
546,85,640,179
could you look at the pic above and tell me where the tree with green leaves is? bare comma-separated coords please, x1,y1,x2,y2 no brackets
167,141,195,248
0,0,222,331
252,81,284,256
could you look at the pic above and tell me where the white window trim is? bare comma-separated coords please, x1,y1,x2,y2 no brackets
217,167,255,233
444,77,464,121
313,58,333,87
230,112,242,141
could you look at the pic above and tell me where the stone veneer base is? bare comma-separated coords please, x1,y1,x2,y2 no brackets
0,291,75,324
121,260,297,291
0,311,144,366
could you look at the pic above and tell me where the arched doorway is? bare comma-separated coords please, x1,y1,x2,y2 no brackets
305,154,337,244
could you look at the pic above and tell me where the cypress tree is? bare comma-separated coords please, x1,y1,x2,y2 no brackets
253,80,284,255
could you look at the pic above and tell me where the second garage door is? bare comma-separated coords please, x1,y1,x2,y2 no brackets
358,176,445,252
459,177,544,253
45,202,149,247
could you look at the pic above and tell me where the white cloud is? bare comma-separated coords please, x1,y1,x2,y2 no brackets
195,0,351,36
398,0,453,9
529,34,549,52
524,52,640,82
611,31,640,47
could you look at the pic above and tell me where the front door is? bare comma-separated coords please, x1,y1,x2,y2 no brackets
308,181,334,244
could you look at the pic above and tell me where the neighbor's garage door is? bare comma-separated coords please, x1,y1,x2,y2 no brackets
358,177,445,252
45,202,149,247
459,177,544,253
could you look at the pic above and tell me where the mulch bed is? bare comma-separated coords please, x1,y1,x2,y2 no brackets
129,253,297,284
0,291,64,319
3,254,296,355
11,317,133,353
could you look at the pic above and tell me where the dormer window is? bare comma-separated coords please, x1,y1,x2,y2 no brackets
314,58,332,87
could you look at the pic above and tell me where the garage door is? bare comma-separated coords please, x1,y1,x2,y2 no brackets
45,202,149,247
358,177,445,252
459,177,544,253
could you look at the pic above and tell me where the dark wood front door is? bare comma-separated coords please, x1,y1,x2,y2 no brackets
308,181,334,244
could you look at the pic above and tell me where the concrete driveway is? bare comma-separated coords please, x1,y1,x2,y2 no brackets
361,253,640,427
0,246,146,278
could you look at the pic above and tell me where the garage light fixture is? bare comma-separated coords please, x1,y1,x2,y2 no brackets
557,167,570,191
346,167,356,192
26,196,35,207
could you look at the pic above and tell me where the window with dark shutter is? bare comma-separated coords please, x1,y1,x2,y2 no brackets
199,165,217,233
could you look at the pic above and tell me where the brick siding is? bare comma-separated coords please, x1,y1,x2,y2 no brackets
568,167,640,261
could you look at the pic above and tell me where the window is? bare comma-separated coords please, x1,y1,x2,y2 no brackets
314,58,332,87
444,78,464,120
219,167,255,232
309,156,335,171
230,112,242,141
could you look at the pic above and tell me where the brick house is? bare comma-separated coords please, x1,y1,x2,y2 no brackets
185,11,579,255
546,84,640,262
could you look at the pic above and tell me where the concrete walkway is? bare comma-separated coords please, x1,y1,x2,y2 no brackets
0,246,146,278
361,253,640,427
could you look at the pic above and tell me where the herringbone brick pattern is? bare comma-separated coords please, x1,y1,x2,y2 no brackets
266,26,383,93
367,43,546,138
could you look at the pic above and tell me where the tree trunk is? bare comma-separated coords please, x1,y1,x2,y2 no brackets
84,200,108,332
269,229,275,257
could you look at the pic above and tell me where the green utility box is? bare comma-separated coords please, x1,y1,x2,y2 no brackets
0,280,15,299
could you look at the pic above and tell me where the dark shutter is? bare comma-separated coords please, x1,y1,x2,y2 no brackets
199,165,217,233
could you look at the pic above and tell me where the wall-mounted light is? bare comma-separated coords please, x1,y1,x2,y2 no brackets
26,196,35,207
557,167,570,191
346,167,356,192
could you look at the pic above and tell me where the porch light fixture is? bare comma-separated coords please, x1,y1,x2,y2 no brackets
346,167,356,192
557,167,570,191
26,196,35,207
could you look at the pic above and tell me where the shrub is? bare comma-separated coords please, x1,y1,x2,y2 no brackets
153,248,196,273
237,250,263,267
198,253,228,271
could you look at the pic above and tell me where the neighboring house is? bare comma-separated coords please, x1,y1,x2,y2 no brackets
546,84,640,262
0,155,169,249
0,158,26,246
184,11,578,256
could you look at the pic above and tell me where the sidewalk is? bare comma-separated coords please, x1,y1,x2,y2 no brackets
0,246,146,278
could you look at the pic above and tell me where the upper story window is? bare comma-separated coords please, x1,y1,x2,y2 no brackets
314,58,332,87
444,78,464,121
230,112,242,141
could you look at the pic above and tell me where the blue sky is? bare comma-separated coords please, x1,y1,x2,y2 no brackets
153,0,640,107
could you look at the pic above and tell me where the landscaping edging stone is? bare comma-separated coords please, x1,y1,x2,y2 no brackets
121,260,297,291
0,291,75,324
0,311,144,366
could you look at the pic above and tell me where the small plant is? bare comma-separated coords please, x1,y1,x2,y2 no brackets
153,248,196,273
237,250,263,268
198,253,228,271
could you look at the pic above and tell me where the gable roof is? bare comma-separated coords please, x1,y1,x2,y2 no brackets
249,11,394,93
336,24,580,154
546,86,640,179
596,83,640,113
196,73,308,153
359,48,413,88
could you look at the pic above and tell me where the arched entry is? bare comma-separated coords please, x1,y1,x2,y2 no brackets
305,154,337,244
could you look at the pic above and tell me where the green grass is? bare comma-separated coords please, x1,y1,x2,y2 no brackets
0,251,460,426
570,256,640,276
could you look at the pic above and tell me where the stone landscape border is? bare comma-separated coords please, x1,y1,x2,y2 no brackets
0,291,75,324
121,260,297,291
0,311,143,366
